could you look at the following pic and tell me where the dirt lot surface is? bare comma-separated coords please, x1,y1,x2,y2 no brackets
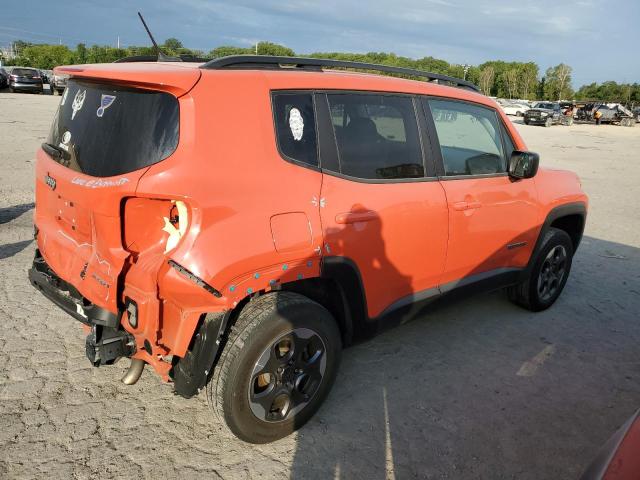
1,92,639,479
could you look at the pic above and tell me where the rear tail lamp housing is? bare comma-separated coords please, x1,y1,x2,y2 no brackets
122,198,189,255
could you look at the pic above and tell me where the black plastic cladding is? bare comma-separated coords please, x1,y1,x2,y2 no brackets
201,55,481,92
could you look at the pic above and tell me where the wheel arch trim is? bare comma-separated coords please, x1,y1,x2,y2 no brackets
524,201,587,276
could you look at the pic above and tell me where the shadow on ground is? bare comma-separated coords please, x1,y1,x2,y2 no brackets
0,202,34,225
289,236,640,479
0,240,33,260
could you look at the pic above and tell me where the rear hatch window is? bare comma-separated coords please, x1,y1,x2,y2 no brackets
12,68,39,77
47,79,179,177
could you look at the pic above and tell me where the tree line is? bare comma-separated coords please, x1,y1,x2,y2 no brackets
2,39,638,103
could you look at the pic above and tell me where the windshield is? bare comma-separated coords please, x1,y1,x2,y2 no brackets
46,79,179,177
12,68,39,76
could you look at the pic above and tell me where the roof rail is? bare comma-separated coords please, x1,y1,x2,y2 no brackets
200,55,481,92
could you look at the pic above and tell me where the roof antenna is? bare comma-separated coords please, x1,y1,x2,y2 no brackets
137,11,181,62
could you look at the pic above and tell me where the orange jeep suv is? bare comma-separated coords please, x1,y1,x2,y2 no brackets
29,56,588,443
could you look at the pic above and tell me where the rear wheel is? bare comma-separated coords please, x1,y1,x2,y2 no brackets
207,292,342,443
508,228,573,311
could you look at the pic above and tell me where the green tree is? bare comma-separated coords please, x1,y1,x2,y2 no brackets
209,45,253,58
544,63,573,100
504,68,519,98
479,66,495,95
162,38,185,56
518,63,539,100
254,42,295,56
75,43,87,64
17,44,74,69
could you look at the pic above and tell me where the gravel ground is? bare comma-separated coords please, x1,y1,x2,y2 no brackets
1,92,639,479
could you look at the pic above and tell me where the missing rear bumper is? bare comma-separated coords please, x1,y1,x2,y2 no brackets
29,251,136,366
28,250,119,328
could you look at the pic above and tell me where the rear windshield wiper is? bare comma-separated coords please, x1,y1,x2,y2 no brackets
41,142,69,161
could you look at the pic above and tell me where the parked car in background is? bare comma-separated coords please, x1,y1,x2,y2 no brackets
501,102,529,117
0,67,9,89
581,409,640,479
38,70,50,84
633,107,640,122
8,67,44,94
594,104,636,127
52,73,68,95
524,102,565,127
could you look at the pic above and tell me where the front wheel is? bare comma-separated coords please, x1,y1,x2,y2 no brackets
545,117,553,127
207,292,342,443
508,227,574,311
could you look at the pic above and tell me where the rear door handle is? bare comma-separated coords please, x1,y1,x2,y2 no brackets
452,201,482,211
335,211,378,224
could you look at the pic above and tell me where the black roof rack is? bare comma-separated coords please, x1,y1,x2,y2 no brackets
200,55,480,92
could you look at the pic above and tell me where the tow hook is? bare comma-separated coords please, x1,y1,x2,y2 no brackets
121,358,145,385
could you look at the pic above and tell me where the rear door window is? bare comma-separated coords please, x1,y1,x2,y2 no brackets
47,79,179,177
327,94,424,179
272,93,318,167
427,99,506,176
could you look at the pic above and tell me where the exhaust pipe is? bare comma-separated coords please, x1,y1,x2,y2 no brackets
121,358,145,385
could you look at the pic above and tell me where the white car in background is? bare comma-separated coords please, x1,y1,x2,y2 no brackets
501,102,529,117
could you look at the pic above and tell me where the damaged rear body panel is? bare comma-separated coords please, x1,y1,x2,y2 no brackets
31,64,214,379
31,62,325,386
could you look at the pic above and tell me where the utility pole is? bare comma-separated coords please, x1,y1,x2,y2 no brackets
117,36,120,49
255,41,259,55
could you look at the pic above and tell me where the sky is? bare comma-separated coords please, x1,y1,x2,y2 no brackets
2,0,639,87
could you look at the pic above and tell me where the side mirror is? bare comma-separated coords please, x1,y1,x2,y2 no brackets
508,151,539,179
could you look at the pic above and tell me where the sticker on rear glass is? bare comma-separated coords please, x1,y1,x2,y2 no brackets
58,131,71,152
96,94,116,118
60,88,69,106
71,89,86,120
289,107,304,141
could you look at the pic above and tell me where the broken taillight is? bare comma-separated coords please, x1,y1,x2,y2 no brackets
122,198,188,254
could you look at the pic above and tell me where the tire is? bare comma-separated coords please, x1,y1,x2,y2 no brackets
9,87,14,93
516,111,523,117
524,119,530,125
565,117,574,126
53,88,59,96
207,292,342,443
508,227,574,312
545,117,552,127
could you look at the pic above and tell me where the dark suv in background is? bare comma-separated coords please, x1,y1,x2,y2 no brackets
8,67,44,94
524,102,564,127
0,67,9,89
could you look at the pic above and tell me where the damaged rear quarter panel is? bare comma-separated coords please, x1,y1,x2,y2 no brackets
130,72,324,357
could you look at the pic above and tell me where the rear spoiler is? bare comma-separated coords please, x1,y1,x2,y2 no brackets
53,63,201,97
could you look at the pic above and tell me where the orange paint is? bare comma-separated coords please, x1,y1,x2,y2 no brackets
34,61,587,380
